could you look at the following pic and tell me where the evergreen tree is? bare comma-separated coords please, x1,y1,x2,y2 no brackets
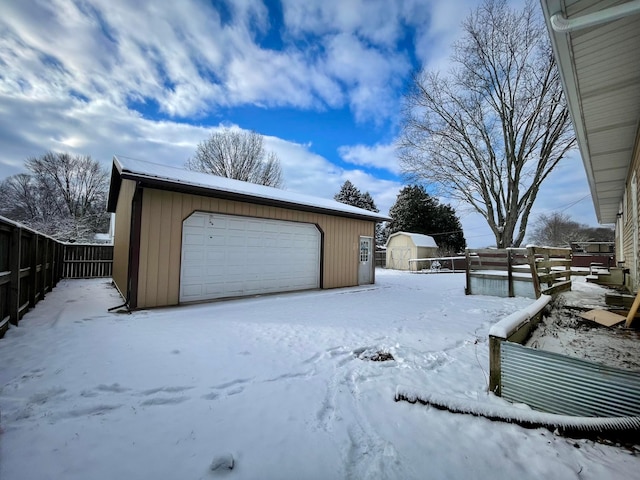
335,181,364,208
334,181,379,213
387,185,466,254
359,192,378,213
334,181,383,245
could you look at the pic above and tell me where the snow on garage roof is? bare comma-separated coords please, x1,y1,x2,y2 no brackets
387,231,438,248
107,156,390,222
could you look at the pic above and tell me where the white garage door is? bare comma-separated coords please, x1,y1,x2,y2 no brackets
180,212,321,302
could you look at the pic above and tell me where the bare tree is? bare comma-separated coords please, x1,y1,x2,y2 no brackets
527,212,588,247
25,152,108,220
0,152,109,241
0,174,45,221
187,128,284,188
399,0,575,248
528,212,614,247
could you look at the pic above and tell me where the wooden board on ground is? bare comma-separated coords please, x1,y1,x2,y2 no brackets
580,309,626,327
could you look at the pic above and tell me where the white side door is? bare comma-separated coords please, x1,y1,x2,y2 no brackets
358,236,373,285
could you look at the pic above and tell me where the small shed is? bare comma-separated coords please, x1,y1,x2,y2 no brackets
386,232,438,271
106,156,390,309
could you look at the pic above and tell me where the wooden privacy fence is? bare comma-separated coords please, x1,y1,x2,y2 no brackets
63,244,113,278
0,216,64,335
0,216,113,337
466,246,572,299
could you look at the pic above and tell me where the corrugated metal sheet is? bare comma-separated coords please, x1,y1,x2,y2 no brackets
501,342,640,417
469,275,536,299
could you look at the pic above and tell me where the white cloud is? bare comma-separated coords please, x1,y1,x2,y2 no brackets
281,0,407,47
0,91,402,216
321,33,410,122
0,0,426,123
407,0,480,73
264,136,402,215
338,143,401,174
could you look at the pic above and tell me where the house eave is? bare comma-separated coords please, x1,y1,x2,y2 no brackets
541,0,640,224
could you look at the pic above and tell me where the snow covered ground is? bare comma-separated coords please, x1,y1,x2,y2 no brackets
527,279,640,371
0,271,637,479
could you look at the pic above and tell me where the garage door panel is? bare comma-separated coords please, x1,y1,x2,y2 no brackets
180,213,320,302
205,235,226,247
183,231,205,245
182,251,204,264
184,214,206,227
205,250,226,262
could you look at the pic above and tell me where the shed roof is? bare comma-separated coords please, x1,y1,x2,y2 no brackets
387,231,438,248
107,156,390,222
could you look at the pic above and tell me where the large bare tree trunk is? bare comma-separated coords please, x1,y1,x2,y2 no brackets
399,0,575,247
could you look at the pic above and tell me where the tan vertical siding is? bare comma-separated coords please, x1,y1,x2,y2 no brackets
166,193,183,305
134,188,375,308
112,179,136,300
621,132,640,290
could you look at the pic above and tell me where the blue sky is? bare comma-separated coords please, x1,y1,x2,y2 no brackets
0,0,599,246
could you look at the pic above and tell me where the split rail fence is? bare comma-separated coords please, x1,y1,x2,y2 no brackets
0,216,113,337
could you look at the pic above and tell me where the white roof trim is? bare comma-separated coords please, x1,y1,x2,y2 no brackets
113,156,390,222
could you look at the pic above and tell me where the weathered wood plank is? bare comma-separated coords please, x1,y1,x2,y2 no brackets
541,281,572,296
535,259,572,269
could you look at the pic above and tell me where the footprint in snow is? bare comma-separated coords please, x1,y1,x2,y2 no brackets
140,396,189,406
210,453,235,472
139,386,194,396
28,387,66,405
96,383,130,393
211,378,252,390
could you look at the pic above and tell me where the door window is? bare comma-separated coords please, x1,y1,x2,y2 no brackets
360,238,370,262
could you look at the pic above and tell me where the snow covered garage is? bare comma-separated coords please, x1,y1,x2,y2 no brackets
386,232,438,271
107,156,389,309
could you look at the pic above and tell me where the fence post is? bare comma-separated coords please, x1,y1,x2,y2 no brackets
489,336,502,395
48,238,55,291
507,248,514,297
465,250,471,295
9,226,21,325
28,233,37,308
527,246,542,298
39,234,47,299
57,243,64,282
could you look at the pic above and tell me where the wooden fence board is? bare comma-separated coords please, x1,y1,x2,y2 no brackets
63,244,114,278
0,217,114,337
466,246,572,298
